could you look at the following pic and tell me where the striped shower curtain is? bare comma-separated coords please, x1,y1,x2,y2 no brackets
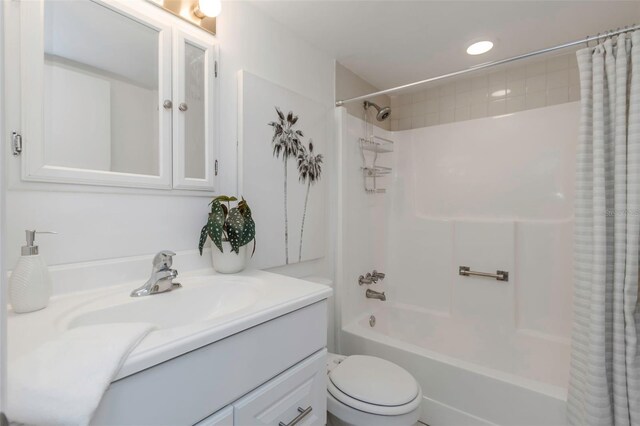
568,32,640,426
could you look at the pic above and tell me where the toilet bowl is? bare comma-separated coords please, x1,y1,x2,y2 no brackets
326,354,422,426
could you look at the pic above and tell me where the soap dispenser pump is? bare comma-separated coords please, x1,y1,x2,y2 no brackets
9,230,57,313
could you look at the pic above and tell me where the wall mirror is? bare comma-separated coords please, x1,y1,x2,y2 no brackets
17,0,217,191
44,0,162,177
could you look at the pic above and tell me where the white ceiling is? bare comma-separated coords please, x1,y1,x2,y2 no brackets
250,1,640,90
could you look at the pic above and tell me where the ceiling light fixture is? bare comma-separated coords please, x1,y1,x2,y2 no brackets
467,41,494,55
193,0,221,18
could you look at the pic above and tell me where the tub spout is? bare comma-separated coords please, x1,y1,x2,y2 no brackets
366,289,386,301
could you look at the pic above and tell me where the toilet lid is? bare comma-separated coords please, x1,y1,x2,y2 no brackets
329,355,419,407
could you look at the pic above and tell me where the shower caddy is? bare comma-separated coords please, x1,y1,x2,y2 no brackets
360,107,394,194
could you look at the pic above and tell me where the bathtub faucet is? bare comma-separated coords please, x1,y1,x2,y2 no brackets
366,289,386,301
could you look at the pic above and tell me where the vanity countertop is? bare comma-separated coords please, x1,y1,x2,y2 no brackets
7,269,332,380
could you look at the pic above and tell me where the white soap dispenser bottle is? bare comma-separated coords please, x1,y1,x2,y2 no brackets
9,230,57,313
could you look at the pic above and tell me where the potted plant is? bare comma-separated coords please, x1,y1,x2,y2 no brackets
199,196,256,273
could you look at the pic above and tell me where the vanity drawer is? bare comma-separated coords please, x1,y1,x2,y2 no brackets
233,349,327,426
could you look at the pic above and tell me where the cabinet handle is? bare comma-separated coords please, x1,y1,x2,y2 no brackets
278,406,312,426
163,100,173,109
179,102,188,112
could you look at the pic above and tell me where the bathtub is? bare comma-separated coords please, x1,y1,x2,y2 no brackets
339,304,569,426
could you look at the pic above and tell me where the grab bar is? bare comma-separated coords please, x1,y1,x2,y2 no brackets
459,266,509,282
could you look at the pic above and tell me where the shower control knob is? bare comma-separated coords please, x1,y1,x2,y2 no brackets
370,270,385,283
359,274,373,286
372,270,386,281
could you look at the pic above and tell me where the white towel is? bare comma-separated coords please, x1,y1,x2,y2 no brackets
7,323,154,426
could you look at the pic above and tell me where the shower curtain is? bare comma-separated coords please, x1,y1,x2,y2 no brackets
568,32,640,426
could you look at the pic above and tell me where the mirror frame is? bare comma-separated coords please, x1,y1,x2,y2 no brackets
20,0,173,189
171,25,218,190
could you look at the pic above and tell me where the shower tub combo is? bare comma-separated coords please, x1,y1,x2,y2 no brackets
336,102,578,426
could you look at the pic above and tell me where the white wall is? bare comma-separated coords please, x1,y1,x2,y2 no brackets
4,1,335,282
0,0,7,409
335,62,390,131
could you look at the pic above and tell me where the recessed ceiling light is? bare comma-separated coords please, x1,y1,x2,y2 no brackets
467,41,494,55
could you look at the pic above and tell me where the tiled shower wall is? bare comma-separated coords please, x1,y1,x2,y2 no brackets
389,51,580,130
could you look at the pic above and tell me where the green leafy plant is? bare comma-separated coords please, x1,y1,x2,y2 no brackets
199,196,256,256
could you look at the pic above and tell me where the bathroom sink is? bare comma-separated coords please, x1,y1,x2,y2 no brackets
8,269,332,381
61,275,260,330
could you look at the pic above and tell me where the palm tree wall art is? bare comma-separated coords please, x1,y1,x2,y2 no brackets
268,107,324,265
297,140,323,262
241,70,327,269
268,107,303,264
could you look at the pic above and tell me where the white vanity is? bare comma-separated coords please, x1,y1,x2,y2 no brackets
8,270,332,425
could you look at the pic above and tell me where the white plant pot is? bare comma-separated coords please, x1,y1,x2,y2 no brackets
211,241,250,274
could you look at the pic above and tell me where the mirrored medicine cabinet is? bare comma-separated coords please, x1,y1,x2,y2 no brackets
12,0,218,191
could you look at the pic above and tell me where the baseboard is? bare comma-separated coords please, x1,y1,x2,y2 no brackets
420,396,496,426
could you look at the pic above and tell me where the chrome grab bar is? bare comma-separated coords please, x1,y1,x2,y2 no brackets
459,266,509,282
279,406,312,426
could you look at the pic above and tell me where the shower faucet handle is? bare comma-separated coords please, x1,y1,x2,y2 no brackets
359,274,374,285
372,270,385,282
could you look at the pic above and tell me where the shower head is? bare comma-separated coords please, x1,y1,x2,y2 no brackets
364,101,392,122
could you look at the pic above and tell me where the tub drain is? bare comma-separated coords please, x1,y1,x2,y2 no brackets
369,315,376,327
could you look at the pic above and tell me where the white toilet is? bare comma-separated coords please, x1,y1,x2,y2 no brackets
326,354,422,426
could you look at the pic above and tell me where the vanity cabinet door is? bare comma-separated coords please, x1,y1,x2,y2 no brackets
233,349,327,426
195,406,233,426
172,26,218,190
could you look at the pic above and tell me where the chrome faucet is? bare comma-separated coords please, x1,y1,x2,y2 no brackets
366,289,386,301
131,250,181,297
359,273,374,285
359,270,386,285
371,270,385,282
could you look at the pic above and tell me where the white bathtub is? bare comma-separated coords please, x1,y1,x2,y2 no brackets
339,304,569,426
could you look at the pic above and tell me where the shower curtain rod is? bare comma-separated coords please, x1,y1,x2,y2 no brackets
335,24,640,106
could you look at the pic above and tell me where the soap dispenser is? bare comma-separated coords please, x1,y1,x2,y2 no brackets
9,230,57,313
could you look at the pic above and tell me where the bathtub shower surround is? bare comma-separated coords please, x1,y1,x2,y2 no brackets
337,101,578,425
239,70,328,269
568,33,640,426
389,51,580,130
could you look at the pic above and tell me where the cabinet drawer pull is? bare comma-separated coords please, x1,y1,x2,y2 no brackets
278,406,312,426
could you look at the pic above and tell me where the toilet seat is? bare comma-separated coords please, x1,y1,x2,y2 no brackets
327,355,422,416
